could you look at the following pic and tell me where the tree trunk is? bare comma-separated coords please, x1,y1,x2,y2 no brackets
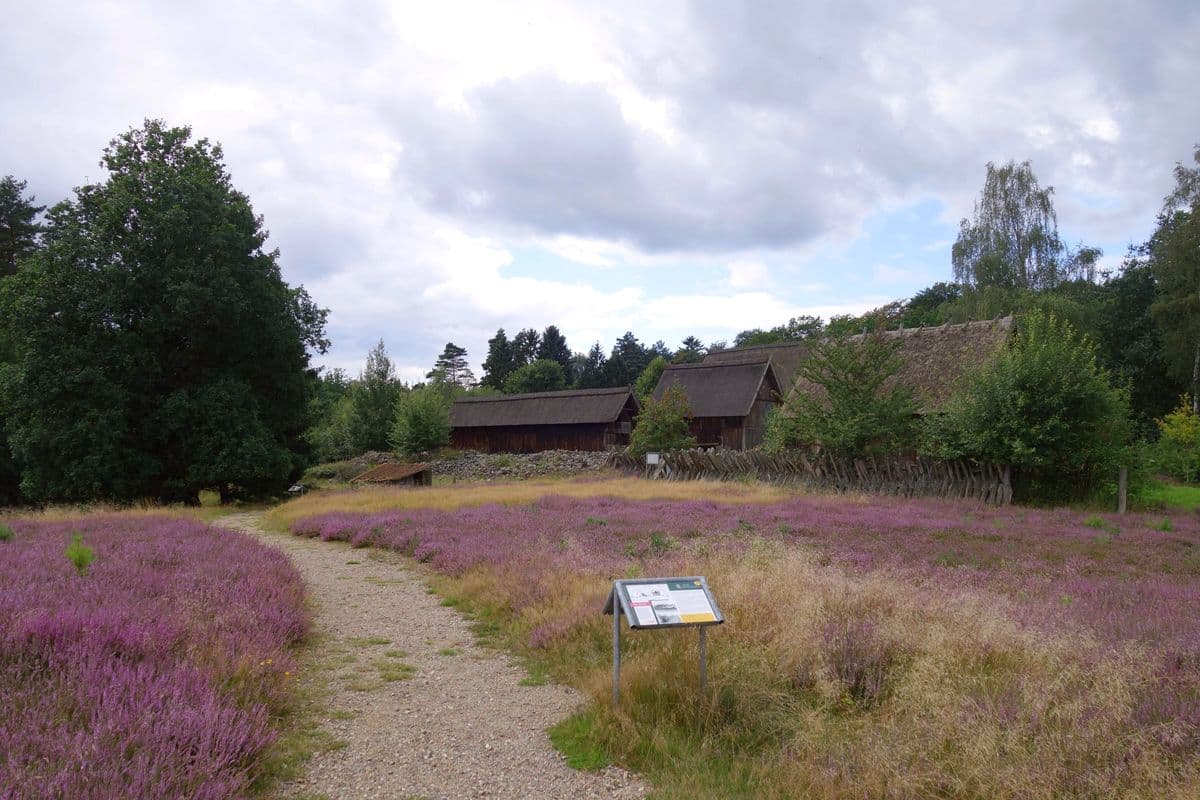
219,483,233,505
1193,342,1199,415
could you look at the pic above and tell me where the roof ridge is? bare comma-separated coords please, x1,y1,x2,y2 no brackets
454,386,631,404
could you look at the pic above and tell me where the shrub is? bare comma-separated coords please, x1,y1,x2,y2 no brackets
764,331,917,456
0,523,12,542
390,386,451,456
502,359,566,394
64,532,94,576
633,356,669,401
925,310,1132,502
627,385,696,458
1155,396,1200,483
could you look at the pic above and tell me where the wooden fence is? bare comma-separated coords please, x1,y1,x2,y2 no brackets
606,449,1013,506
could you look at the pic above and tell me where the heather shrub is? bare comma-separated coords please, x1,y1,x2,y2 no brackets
1,515,308,799
64,532,94,575
289,491,1200,798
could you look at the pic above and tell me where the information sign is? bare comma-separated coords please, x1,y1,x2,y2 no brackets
604,576,723,705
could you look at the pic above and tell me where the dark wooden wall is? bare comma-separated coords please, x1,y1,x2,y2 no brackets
452,423,617,453
688,417,746,450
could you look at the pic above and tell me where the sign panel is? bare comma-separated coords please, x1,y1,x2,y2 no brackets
605,576,723,629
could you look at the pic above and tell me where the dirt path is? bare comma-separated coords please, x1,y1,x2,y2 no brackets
220,513,645,800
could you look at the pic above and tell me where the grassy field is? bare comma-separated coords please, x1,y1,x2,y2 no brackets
277,477,1200,799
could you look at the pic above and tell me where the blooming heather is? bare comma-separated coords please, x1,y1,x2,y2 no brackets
0,515,308,800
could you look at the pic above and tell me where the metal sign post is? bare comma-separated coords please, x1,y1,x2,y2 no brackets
604,576,724,706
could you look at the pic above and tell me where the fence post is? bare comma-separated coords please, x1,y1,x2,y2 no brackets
1117,467,1128,515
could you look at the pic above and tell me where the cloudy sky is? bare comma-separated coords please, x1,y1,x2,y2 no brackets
3,1,1198,381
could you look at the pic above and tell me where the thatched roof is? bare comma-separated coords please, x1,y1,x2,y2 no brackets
450,387,638,428
652,358,780,418
731,317,1013,413
352,462,430,483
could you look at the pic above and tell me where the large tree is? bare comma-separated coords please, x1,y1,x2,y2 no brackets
427,342,475,388
512,328,541,366
575,342,608,388
503,359,567,394
0,120,327,503
952,160,1094,292
603,331,649,386
0,175,44,277
535,325,572,373
480,328,517,390
1147,145,1200,412
349,340,403,453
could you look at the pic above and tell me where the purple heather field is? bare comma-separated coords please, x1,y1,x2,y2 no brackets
295,494,1200,748
0,515,308,800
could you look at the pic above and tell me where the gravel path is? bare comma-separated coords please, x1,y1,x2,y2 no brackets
220,513,646,800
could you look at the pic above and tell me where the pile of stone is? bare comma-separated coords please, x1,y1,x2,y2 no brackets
431,450,611,482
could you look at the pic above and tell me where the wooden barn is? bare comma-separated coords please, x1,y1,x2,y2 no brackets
351,462,433,487
651,358,782,450
449,387,640,453
704,317,1014,413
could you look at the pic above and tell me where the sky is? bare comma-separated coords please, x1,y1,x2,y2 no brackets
2,0,1198,382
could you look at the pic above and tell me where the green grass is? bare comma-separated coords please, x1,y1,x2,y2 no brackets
1136,478,1200,511
346,636,392,647
436,647,461,657
547,712,612,771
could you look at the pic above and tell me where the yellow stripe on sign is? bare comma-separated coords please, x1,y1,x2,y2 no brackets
680,613,716,623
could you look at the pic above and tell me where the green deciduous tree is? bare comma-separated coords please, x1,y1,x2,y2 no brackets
1154,396,1200,483
0,120,327,503
1147,146,1200,412
952,160,1094,292
925,310,1131,501
633,355,668,401
764,332,917,456
503,358,567,394
628,385,697,458
390,385,451,456
0,175,44,277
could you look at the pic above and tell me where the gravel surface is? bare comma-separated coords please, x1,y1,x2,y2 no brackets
221,513,646,800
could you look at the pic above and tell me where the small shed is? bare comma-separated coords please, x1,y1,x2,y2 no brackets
351,462,433,487
450,387,640,453
651,358,782,450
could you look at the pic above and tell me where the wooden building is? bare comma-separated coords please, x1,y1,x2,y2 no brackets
703,317,1015,413
450,387,640,453
351,462,433,487
651,358,782,450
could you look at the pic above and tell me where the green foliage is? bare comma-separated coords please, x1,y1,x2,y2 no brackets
603,331,649,387
502,359,567,394
0,120,327,504
426,342,475,388
1147,146,1200,406
390,386,451,456
0,175,45,277
0,524,12,542
65,533,94,576
925,310,1131,501
901,282,960,327
672,335,706,364
765,332,917,456
305,394,358,463
347,340,403,453
1154,396,1200,482
627,385,697,458
952,160,1095,291
633,355,668,401
480,328,517,389
548,711,611,772
535,325,572,373
574,342,608,388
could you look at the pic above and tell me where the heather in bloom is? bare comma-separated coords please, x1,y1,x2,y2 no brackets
0,515,308,800
293,491,1200,797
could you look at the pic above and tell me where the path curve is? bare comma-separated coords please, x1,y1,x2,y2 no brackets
221,512,645,800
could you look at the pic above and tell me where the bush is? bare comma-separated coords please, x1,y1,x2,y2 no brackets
627,385,696,458
925,310,1132,501
502,359,566,394
633,356,669,401
764,332,917,456
1154,396,1200,483
390,386,451,456
0,523,12,542
64,532,94,576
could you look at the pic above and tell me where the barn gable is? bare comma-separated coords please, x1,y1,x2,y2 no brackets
651,359,781,450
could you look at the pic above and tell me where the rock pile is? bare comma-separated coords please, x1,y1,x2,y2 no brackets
432,450,610,482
